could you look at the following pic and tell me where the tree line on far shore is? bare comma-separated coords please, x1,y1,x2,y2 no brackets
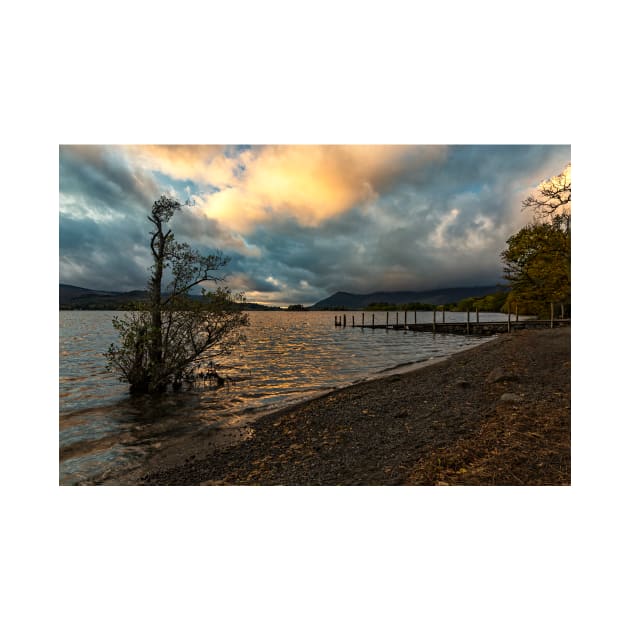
363,292,510,314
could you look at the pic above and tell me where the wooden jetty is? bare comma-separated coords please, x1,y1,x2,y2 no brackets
334,306,570,336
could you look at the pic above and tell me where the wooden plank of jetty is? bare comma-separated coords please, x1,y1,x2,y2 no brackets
343,313,570,336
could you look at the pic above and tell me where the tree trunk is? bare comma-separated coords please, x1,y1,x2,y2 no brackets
148,226,166,391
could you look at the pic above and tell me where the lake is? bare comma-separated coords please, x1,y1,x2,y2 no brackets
59,309,509,485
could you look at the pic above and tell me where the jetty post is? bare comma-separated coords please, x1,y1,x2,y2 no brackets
396,311,399,327
352,315,355,327
476,307,479,323
432,309,436,333
442,307,445,324
343,314,346,328
372,313,375,328
414,311,417,324
362,312,365,327
404,311,407,327
386,312,389,329
466,309,470,334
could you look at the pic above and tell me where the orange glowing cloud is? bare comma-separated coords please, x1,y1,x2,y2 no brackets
124,145,447,232
153,145,448,232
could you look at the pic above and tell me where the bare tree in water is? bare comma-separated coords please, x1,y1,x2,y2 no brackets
105,196,249,394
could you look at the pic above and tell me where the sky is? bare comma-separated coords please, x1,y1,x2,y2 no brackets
59,144,570,306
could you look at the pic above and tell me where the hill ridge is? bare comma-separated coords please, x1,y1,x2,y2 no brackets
311,285,503,309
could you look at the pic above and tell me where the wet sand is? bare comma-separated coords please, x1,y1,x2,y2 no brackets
106,327,570,485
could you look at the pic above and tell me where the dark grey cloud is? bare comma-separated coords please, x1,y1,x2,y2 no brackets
59,214,152,291
60,145,160,214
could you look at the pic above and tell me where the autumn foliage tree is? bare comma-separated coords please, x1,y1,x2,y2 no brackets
105,196,249,394
501,164,571,316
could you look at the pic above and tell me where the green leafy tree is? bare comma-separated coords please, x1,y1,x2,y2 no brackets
105,196,249,394
501,165,571,316
502,216,570,310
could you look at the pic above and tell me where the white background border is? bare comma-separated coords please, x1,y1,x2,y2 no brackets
3,0,627,628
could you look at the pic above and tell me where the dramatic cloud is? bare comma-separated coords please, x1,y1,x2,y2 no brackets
216,144,446,230
59,144,570,305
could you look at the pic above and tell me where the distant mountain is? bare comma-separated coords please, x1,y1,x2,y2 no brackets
59,284,280,310
60,284,149,309
310,286,504,309
60,284,118,301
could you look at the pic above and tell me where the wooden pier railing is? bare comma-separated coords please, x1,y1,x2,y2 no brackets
334,306,570,336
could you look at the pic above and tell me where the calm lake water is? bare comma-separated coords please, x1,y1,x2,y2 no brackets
59,310,508,485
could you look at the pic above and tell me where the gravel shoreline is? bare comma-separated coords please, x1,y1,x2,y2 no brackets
110,327,570,485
